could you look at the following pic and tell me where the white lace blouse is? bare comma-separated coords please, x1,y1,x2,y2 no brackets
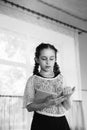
23,74,71,117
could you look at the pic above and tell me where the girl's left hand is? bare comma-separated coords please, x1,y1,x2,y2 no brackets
54,96,67,106
63,87,74,96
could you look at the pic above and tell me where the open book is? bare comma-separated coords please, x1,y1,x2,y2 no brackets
34,87,75,103
63,87,75,97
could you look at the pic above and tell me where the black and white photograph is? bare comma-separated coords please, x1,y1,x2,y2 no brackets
0,0,87,130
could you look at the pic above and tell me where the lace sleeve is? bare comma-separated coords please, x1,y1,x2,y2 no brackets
62,76,72,110
23,76,35,108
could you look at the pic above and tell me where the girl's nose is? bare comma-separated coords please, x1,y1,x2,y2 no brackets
46,59,49,64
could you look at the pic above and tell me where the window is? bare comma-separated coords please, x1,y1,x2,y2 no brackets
0,14,81,99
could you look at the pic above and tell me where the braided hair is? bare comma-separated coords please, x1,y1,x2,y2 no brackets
33,43,60,76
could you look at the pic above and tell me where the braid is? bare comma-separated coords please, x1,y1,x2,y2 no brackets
54,62,61,76
33,61,39,75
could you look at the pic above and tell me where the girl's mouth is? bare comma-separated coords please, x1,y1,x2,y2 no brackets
45,66,51,68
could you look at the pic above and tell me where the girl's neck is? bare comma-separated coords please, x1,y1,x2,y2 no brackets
39,70,54,78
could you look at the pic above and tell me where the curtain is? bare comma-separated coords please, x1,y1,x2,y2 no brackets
0,97,86,130
66,101,86,130
0,96,33,130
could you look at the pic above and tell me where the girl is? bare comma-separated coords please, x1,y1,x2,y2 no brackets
23,43,74,130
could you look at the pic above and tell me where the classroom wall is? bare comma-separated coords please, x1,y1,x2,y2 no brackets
79,34,87,90
79,34,87,129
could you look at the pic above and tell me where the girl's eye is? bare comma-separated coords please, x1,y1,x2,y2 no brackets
50,58,54,60
41,58,54,60
42,58,46,60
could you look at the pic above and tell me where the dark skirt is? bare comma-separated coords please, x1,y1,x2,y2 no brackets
31,112,71,130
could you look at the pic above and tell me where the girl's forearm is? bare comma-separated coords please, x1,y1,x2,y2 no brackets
26,102,48,112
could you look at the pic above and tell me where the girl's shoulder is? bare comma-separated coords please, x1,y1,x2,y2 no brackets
26,75,35,83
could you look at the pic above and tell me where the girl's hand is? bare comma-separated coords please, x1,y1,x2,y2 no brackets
34,95,55,105
63,86,75,96
44,95,66,106
54,96,67,106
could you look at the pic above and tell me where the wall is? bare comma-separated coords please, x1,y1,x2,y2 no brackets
79,34,87,90
79,34,87,129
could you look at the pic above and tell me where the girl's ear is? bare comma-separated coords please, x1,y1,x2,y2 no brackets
34,57,39,64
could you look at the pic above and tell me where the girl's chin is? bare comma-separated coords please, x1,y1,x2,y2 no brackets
40,68,53,72
44,69,53,73
44,68,52,72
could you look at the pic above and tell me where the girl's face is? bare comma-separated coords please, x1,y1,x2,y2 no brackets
37,48,56,73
